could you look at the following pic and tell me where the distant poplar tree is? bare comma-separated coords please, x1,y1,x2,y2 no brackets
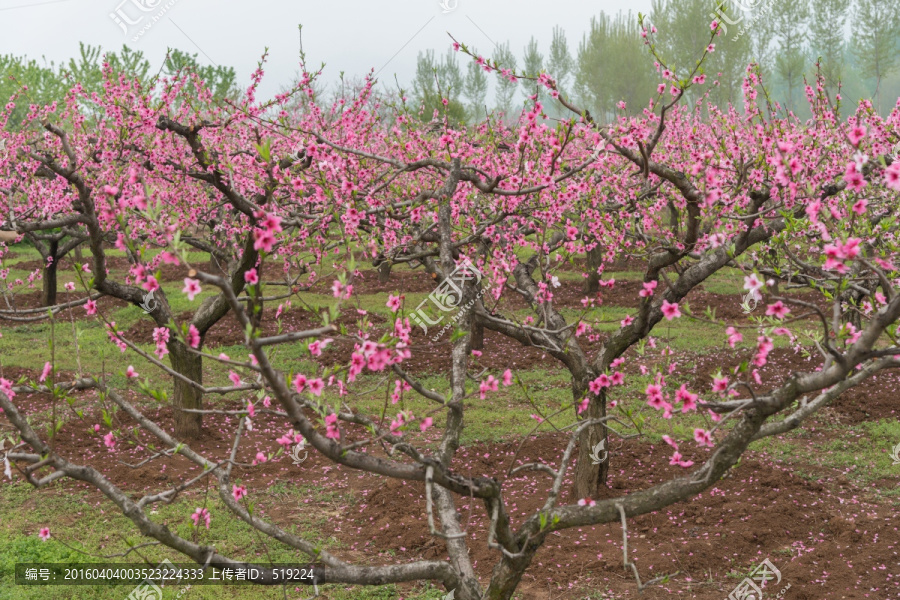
493,42,519,119
575,12,656,120
463,60,488,122
650,0,751,108
770,0,810,113
412,49,467,124
0,55,67,129
852,0,900,113
548,26,575,94
522,36,546,105
809,0,851,98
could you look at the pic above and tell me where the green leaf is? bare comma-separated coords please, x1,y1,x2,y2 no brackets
254,139,272,162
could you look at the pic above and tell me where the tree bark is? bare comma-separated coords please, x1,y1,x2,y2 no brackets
42,240,59,307
573,383,608,499
483,550,538,600
377,259,392,283
583,243,603,295
169,341,203,438
470,322,484,350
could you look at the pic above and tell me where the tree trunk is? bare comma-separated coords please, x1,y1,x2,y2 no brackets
42,240,59,307
583,243,603,295
169,341,203,438
377,259,392,283
483,551,537,600
471,322,484,350
573,382,608,499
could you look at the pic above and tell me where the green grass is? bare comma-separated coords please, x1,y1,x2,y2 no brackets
698,268,747,295
0,479,445,599
338,367,575,444
751,418,900,495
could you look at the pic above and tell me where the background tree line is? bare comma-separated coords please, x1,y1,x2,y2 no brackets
1,43,239,129
410,0,900,123
3,0,899,127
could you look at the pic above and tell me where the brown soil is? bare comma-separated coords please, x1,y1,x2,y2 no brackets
345,268,442,295
678,346,900,423
0,366,81,391
830,373,900,424
354,435,899,600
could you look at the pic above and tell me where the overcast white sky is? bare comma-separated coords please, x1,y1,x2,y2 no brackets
0,0,654,99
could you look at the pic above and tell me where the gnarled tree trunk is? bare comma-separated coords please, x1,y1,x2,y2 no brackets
470,322,484,350
583,243,603,295
377,259,392,283
483,548,540,600
42,239,59,307
169,341,203,438
573,382,608,499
